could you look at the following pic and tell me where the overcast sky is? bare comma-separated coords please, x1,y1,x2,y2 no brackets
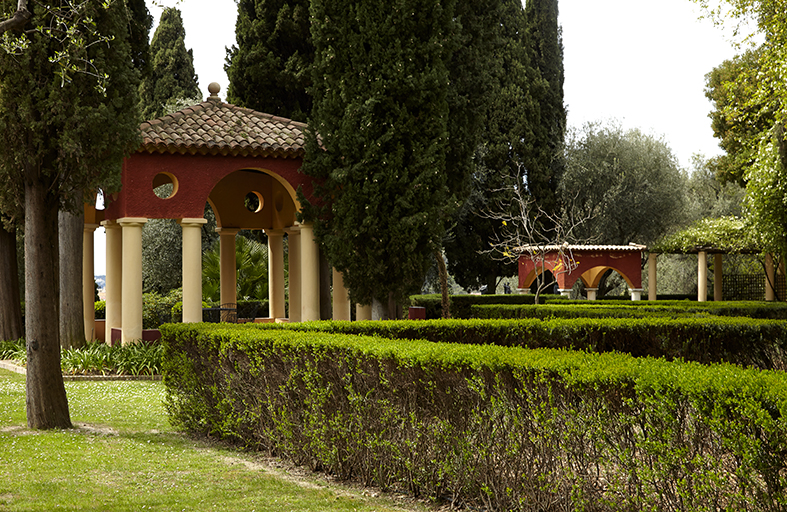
146,0,739,168
94,0,741,274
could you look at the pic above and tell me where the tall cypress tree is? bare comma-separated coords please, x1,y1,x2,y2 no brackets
127,0,153,78
138,8,199,120
0,0,140,428
524,0,566,214
445,0,546,293
303,0,460,313
225,0,312,122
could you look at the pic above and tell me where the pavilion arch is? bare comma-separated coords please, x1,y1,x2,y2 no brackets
207,168,299,231
82,84,354,345
518,245,647,300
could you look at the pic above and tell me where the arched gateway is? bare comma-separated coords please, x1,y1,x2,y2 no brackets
518,244,646,300
84,84,352,344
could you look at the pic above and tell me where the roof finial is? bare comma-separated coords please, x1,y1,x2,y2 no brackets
208,82,221,101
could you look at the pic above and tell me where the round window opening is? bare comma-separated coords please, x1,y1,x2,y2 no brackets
245,191,264,213
152,172,179,199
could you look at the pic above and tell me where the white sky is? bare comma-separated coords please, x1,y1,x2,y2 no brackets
93,0,741,275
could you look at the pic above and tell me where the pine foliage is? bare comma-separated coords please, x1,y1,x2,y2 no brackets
138,8,200,121
225,0,312,122
302,0,458,307
524,0,566,214
445,0,546,292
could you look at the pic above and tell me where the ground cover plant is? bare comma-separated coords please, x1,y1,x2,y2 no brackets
0,369,432,512
162,323,787,511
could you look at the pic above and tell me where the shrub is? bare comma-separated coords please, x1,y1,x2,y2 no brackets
0,338,25,362
143,288,183,328
60,341,163,376
161,323,787,511
94,300,106,320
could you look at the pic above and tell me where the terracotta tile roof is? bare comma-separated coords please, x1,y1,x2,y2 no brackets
516,243,647,253
138,98,306,158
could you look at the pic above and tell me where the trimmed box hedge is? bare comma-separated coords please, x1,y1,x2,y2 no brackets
410,293,565,319
246,316,787,370
161,323,787,511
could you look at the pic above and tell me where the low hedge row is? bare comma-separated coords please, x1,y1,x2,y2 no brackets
410,294,787,320
471,301,787,322
248,316,787,370
410,293,566,319
161,323,787,511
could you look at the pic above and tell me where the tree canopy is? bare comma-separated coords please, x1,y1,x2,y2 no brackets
561,122,686,247
225,0,312,122
138,7,200,120
0,0,140,428
444,0,547,293
705,47,773,186
302,0,463,311
694,0,787,263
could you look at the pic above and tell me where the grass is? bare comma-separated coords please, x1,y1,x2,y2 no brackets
0,369,433,512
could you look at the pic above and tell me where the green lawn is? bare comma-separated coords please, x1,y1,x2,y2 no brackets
0,370,430,512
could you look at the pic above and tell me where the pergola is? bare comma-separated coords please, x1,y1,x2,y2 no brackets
517,244,646,300
80,84,366,345
648,216,780,302
647,249,780,302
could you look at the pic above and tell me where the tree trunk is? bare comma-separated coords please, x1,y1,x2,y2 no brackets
484,273,497,295
319,251,331,320
59,201,85,349
0,222,23,341
25,171,71,429
386,291,400,320
435,249,451,319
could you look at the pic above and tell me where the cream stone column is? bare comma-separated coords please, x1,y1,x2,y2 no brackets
714,253,723,302
697,251,708,302
179,218,207,323
629,288,643,301
356,304,372,321
119,217,147,345
332,268,351,320
265,229,286,319
300,222,321,321
102,220,122,345
285,227,301,322
585,288,598,301
766,253,776,301
82,223,99,341
216,228,239,312
648,253,658,301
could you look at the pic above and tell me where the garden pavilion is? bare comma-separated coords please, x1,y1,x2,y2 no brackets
83,83,358,345
517,244,647,300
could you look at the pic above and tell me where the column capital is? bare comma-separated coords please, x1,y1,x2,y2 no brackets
117,217,148,228
100,219,120,229
264,228,286,237
215,227,240,235
284,225,301,236
178,217,207,227
83,223,100,232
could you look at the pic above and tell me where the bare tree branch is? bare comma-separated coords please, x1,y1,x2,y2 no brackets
479,167,597,303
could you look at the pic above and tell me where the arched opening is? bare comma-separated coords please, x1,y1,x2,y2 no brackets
208,168,297,231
